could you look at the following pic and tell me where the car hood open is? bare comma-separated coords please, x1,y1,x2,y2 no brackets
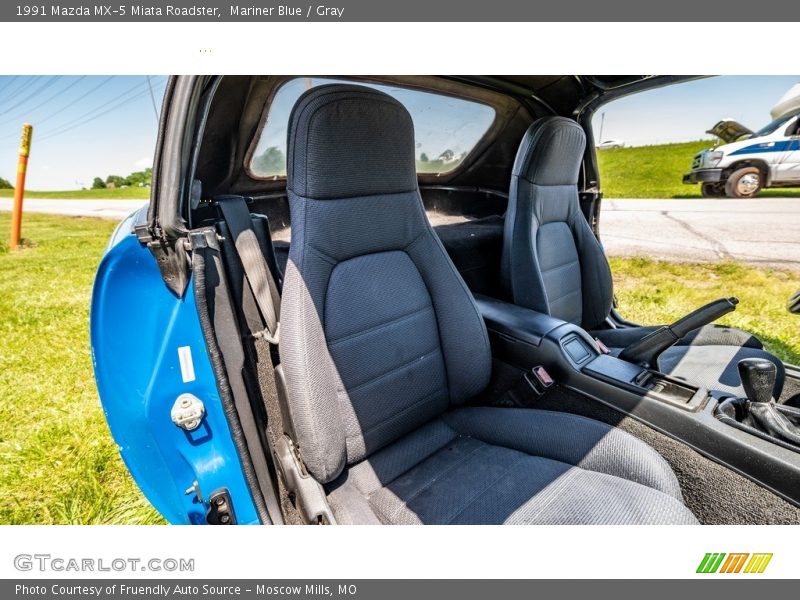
706,119,754,144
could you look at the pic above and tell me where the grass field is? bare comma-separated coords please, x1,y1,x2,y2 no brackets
0,213,163,524
0,187,150,200
610,257,800,365
597,140,800,199
0,214,797,524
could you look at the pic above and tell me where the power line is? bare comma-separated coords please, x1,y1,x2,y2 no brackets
0,76,117,141
35,76,114,126
0,76,20,96
0,76,87,127
0,77,38,107
146,75,159,123
37,78,150,138
0,76,59,116
37,81,166,142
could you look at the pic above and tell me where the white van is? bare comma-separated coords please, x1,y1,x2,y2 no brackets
683,84,800,198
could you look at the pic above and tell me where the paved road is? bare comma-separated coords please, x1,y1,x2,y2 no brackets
0,198,147,220
601,198,800,270
2,196,798,270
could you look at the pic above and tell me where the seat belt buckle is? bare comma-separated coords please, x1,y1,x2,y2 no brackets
594,337,611,355
507,364,554,403
528,365,554,394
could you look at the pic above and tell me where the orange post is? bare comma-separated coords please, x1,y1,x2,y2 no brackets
10,123,33,250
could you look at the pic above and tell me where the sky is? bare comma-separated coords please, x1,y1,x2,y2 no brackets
1,75,798,190
0,75,166,189
592,75,800,146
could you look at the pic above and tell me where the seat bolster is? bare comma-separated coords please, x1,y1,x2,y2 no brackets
501,176,551,313
658,345,785,399
406,217,492,403
593,324,763,351
326,479,383,525
442,407,684,500
678,324,763,349
569,212,614,330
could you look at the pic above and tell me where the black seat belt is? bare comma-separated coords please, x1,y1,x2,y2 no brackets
216,195,281,345
215,195,334,524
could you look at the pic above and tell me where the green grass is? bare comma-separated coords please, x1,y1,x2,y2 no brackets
610,257,800,365
0,213,163,524
597,140,800,199
0,187,150,200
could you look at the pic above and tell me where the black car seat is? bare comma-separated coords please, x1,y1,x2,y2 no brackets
500,116,784,399
277,84,698,525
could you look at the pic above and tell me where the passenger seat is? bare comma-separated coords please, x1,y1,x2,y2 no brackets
500,116,785,399
277,84,698,524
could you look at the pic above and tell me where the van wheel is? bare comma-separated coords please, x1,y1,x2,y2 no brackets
701,182,726,197
725,167,762,198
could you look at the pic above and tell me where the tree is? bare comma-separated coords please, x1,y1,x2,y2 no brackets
91,177,106,189
0,177,12,189
105,175,126,188
251,146,286,177
126,168,152,187
419,153,429,162
438,149,455,162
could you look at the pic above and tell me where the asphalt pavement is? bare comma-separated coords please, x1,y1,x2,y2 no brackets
1,196,798,270
600,198,800,270
0,198,148,220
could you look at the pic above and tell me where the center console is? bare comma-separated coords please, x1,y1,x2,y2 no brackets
475,294,800,506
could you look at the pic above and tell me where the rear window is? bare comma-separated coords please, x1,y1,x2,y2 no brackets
248,78,496,179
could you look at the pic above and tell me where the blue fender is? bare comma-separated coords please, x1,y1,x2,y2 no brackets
90,210,259,524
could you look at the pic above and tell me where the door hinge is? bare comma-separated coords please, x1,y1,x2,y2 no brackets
134,223,190,297
206,489,236,525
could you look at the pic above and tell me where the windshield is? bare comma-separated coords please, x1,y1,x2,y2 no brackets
753,108,800,138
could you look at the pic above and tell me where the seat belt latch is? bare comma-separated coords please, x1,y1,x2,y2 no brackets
594,337,611,355
506,365,554,406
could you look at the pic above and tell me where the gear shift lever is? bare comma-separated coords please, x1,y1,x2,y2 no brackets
738,358,777,404
716,358,800,448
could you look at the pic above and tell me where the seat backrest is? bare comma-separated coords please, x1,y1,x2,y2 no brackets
279,85,491,484
500,117,613,330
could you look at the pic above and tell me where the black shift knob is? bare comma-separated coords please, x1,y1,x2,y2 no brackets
737,358,776,403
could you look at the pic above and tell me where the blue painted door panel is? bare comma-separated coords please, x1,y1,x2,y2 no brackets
91,220,259,524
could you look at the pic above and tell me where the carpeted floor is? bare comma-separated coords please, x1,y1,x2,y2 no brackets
487,361,800,525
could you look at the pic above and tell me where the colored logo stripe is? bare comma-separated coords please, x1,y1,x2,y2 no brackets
720,553,749,573
697,553,726,573
744,553,773,573
696,553,772,574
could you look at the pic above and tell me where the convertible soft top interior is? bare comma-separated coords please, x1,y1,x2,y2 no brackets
174,75,800,525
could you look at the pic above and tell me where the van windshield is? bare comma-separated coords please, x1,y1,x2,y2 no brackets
753,108,800,138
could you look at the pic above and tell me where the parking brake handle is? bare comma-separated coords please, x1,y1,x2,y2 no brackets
618,297,739,368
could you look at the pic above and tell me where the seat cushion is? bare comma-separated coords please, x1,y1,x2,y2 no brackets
593,324,763,351
326,408,698,525
658,344,785,399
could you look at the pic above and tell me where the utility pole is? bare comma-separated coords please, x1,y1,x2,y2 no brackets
10,123,33,250
598,112,606,143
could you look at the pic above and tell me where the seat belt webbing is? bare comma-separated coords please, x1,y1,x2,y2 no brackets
216,195,281,344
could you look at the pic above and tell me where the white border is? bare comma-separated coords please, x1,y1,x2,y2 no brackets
0,525,794,579
0,23,797,75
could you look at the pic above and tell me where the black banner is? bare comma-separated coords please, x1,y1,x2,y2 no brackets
2,0,799,22
5,580,800,600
